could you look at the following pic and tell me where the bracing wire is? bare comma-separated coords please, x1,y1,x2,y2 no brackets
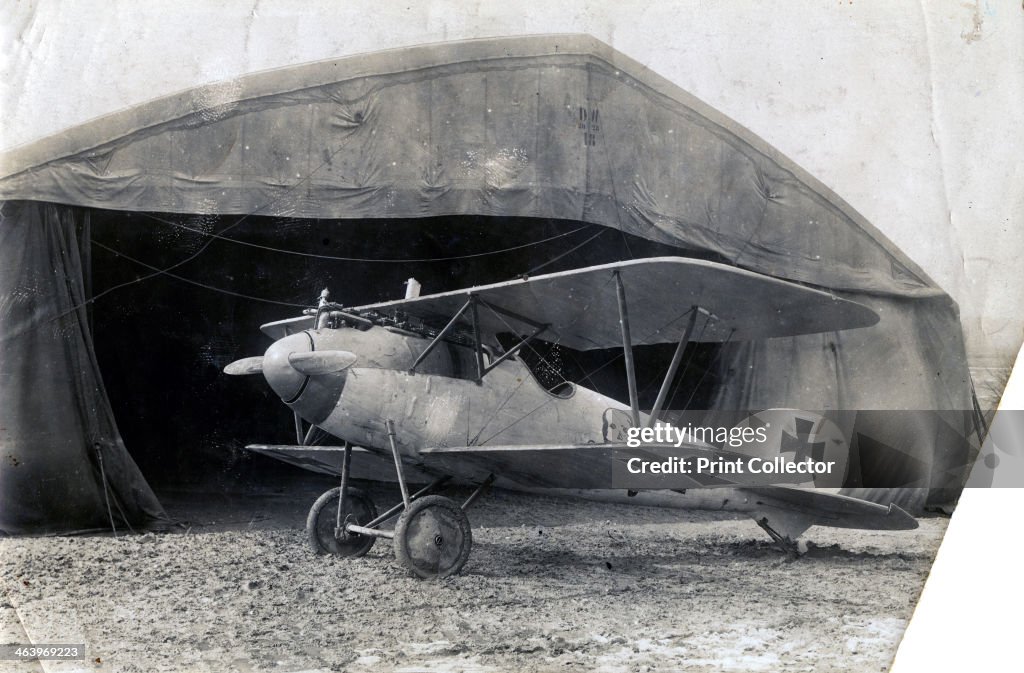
474,297,702,443
570,305,701,388
91,241,309,308
139,212,596,263
679,328,735,412
662,313,711,410
525,228,608,276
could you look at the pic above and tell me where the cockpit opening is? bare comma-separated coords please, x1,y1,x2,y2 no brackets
496,333,576,398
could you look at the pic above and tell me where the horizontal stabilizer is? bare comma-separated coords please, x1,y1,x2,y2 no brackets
743,487,918,531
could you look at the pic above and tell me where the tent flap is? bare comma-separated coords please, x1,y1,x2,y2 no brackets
0,200,168,533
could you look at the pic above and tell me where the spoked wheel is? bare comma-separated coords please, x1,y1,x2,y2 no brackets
306,487,378,557
394,495,472,579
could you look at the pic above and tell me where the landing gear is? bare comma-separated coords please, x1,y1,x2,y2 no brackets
303,422,491,579
306,486,377,557
394,495,472,579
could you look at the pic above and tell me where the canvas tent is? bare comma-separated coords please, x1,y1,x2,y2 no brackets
0,34,976,534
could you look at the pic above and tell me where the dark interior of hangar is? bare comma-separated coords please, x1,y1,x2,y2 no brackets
88,210,725,488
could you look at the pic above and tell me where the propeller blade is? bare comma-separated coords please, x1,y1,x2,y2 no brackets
287,350,358,375
224,356,265,375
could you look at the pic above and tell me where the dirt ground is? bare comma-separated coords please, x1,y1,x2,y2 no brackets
1,481,947,673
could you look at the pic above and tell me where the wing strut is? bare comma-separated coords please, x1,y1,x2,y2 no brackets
409,296,474,374
614,270,641,427
470,294,485,381
409,293,548,382
647,306,701,428
293,411,305,445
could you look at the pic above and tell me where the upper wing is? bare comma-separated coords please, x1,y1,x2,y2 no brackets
352,257,879,350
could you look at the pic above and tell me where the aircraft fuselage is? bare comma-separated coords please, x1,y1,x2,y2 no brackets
262,326,632,463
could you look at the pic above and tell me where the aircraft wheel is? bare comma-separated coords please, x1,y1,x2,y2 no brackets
394,495,472,579
306,487,377,557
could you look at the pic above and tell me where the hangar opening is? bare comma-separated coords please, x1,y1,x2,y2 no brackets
0,35,979,533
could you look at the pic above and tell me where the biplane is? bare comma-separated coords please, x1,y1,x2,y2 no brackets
225,257,916,578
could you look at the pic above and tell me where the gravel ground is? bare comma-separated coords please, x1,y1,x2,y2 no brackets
1,482,947,673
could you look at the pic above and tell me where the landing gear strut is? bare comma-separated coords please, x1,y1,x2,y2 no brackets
304,421,491,579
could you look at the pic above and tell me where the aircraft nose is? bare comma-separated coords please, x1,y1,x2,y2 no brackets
262,332,312,402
